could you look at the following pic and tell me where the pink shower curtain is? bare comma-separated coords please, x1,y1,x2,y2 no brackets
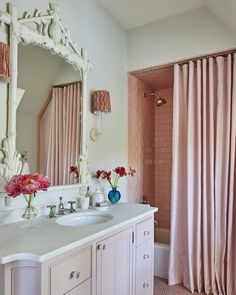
169,54,236,294
39,83,81,186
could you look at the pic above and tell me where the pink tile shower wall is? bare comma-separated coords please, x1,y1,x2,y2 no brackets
155,88,173,229
128,76,173,229
142,88,155,206
128,74,155,204
128,74,144,203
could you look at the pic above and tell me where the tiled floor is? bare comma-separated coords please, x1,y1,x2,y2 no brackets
154,277,207,294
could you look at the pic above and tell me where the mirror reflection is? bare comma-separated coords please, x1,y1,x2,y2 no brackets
16,45,82,186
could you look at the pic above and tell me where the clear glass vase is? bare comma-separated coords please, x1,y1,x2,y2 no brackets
21,194,38,220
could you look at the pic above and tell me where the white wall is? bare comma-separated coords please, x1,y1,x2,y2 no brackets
128,7,236,71
0,0,128,199
0,84,7,161
0,25,8,162
16,113,37,172
53,62,82,85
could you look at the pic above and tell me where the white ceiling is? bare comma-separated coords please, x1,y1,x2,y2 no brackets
95,0,236,33
96,0,205,30
206,0,236,34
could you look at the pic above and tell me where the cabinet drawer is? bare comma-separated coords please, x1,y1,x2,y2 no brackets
50,247,91,295
136,240,152,276
136,218,153,246
135,272,152,295
135,242,153,295
64,279,91,295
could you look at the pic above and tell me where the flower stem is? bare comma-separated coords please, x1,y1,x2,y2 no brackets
107,179,114,188
21,194,37,219
114,174,120,188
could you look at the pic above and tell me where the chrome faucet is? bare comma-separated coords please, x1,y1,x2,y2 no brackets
47,198,76,218
57,197,76,215
58,196,65,215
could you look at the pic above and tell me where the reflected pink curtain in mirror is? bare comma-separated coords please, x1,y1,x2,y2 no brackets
39,83,81,186
0,42,10,82
169,54,236,294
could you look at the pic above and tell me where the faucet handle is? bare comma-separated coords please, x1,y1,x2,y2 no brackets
68,201,76,213
47,204,56,218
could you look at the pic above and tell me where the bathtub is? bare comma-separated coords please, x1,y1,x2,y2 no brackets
154,227,170,279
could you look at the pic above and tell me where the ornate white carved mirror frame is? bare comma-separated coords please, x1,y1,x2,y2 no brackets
0,3,91,191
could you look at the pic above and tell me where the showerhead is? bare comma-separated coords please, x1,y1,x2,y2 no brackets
156,96,166,107
144,92,166,107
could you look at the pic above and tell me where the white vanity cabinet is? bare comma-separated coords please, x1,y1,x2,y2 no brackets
96,227,133,295
0,209,156,295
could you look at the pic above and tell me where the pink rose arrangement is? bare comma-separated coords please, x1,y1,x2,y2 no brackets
5,173,50,198
5,174,50,219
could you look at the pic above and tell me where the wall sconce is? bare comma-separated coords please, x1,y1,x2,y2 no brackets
90,90,111,141
0,42,10,83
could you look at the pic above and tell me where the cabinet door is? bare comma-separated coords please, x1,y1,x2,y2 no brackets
96,228,132,295
11,265,40,295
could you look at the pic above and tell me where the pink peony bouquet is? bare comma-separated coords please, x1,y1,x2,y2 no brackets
5,173,50,198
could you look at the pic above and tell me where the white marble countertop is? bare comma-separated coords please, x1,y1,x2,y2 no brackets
0,203,157,264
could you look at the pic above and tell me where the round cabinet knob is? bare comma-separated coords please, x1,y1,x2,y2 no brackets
143,254,150,259
103,244,106,250
144,231,150,236
143,283,149,288
76,271,80,278
70,271,76,279
97,244,102,251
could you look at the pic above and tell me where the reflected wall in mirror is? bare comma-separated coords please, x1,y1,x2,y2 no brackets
16,45,82,186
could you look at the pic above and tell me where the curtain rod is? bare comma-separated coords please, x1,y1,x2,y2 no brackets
130,47,236,75
39,81,82,118
178,50,235,66
53,81,81,88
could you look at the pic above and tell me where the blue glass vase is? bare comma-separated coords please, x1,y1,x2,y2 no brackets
108,188,121,204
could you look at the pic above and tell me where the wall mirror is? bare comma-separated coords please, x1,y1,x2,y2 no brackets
0,3,91,191
17,45,82,186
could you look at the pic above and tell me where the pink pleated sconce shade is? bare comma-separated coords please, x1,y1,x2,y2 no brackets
0,42,10,83
91,90,111,114
90,90,111,141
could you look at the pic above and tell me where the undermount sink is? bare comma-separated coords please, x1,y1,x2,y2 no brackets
56,212,113,227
